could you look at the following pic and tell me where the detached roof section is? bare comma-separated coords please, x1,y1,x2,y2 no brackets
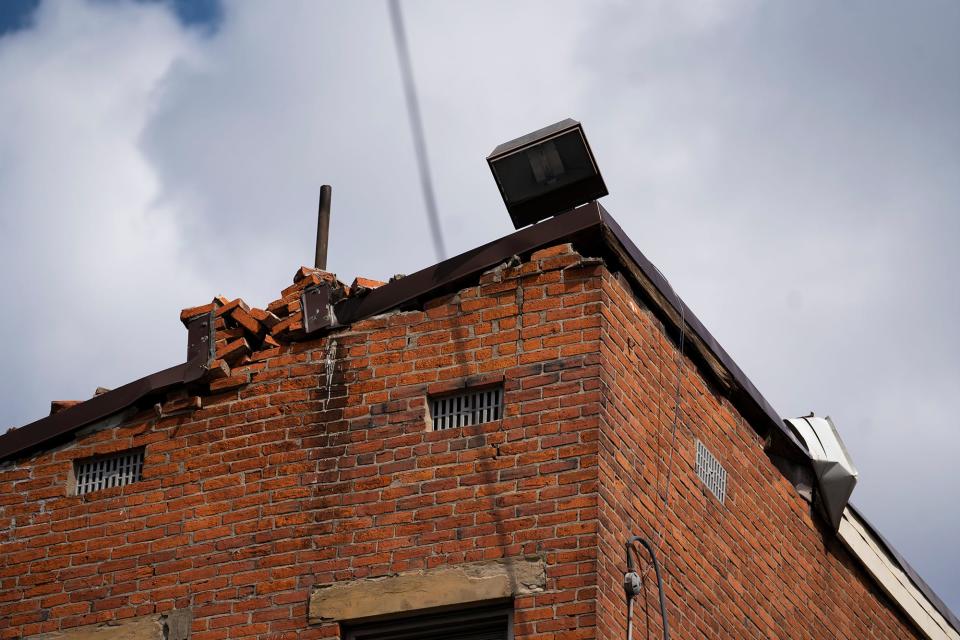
0,201,955,636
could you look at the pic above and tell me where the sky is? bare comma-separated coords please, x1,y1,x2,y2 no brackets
0,0,957,615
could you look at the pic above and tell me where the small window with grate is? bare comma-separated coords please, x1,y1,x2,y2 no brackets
73,448,144,496
430,386,503,431
695,440,727,504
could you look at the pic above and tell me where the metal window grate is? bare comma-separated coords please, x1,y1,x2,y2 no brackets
74,449,144,496
695,440,727,503
430,387,503,431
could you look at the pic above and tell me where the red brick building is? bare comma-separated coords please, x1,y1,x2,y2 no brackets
1,203,957,639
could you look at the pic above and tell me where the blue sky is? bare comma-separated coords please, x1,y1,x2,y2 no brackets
0,0,221,34
0,0,957,619
0,0,38,36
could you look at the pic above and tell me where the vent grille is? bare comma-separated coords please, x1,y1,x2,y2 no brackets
74,449,144,496
430,387,503,431
695,440,727,503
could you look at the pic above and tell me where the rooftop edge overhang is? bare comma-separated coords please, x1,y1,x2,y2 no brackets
0,311,215,463
0,201,881,486
0,202,806,466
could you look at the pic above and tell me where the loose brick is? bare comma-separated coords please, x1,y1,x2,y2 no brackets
215,337,250,364
179,302,217,324
209,373,250,392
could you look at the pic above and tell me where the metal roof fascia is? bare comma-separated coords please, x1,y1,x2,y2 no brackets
0,363,187,462
596,207,809,463
5,202,810,469
331,202,606,327
848,503,960,635
0,312,215,462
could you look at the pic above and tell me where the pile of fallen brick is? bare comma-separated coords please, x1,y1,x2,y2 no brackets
178,267,385,394
49,267,385,417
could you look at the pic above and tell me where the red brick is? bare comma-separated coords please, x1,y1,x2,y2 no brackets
180,302,217,323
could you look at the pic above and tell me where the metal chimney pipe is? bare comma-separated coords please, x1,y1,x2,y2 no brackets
315,185,332,271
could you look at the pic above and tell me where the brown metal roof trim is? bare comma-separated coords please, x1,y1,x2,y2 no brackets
1,203,802,465
2,202,796,466
596,210,808,463
331,203,605,326
0,312,215,463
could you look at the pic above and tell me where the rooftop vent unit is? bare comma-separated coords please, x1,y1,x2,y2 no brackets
487,118,607,229
785,414,858,531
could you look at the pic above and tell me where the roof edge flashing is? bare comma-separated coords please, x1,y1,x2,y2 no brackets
839,507,960,639
785,414,859,531
0,313,215,463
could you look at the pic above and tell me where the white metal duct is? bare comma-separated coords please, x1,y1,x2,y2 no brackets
785,414,858,531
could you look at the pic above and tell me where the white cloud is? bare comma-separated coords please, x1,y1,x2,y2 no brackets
570,0,960,610
0,1,211,419
0,0,956,613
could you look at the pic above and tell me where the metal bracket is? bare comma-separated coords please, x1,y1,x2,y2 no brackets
302,284,336,334
184,310,216,380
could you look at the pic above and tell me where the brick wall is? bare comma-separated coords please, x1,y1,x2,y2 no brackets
0,243,921,639
0,245,603,639
595,267,921,639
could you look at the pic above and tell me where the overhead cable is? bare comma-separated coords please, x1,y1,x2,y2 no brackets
624,535,670,640
388,0,447,262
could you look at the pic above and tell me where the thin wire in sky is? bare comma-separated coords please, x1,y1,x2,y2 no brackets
388,0,447,262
